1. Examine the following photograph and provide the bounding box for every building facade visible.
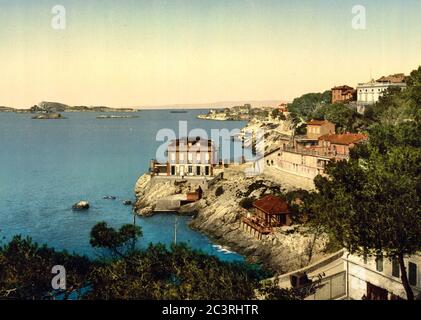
[151,137,216,177]
[264,132,367,180]
[306,120,336,140]
[331,85,356,104]
[344,253,421,300]
[318,133,367,158]
[357,74,407,105]
[242,194,293,239]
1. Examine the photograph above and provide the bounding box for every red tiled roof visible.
[332,85,354,91]
[376,74,406,84]
[319,133,368,145]
[253,195,290,215]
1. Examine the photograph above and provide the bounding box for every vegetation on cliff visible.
[297,66,421,300]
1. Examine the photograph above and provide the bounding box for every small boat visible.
[96,115,139,119]
[170,110,188,113]
[103,195,117,200]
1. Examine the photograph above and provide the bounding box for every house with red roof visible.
[318,133,368,158]
[331,85,356,104]
[306,119,336,140]
[241,194,293,239]
[253,195,293,227]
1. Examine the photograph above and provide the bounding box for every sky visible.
[0,0,420,108]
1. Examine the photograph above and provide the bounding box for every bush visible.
[239,197,256,209]
[215,186,224,197]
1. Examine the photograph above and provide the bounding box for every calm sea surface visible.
[0,110,247,261]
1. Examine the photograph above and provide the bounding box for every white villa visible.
[150,137,217,177]
[357,74,407,105]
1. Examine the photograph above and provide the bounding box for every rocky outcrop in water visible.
[135,175,183,216]
[72,201,90,211]
[31,113,66,120]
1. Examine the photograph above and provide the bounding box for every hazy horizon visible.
[1,0,420,108]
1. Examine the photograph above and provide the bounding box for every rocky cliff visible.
[133,167,328,274]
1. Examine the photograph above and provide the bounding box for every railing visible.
[282,146,349,160]
[304,271,346,300]
[242,216,273,235]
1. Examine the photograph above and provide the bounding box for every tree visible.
[86,242,265,300]
[90,222,142,258]
[288,90,331,120]
[312,103,361,132]
[271,108,286,121]
[362,66,421,126]
[258,278,305,300]
[0,236,91,299]
[307,122,420,300]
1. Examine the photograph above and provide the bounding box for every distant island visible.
[32,113,66,120]
[96,115,140,119]
[140,100,282,110]
[0,101,141,113]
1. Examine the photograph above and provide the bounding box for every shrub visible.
[215,186,224,197]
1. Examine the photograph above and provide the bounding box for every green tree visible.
[271,108,286,121]
[307,122,420,300]
[312,103,361,132]
[0,236,91,299]
[288,90,331,120]
[90,222,142,258]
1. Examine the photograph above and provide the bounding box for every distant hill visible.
[140,100,286,110]
[0,106,15,112]
[0,102,140,113]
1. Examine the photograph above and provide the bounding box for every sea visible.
[0,110,248,262]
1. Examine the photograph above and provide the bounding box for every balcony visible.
[242,216,273,235]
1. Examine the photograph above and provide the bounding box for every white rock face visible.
[134,174,192,216]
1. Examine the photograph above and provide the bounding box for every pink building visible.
[318,133,368,158]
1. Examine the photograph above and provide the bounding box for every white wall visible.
[344,253,421,300]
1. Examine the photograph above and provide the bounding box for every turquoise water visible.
[0,110,247,261]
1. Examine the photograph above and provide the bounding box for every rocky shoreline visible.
[133,166,328,274]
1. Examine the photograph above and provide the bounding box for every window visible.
[205,166,210,176]
[196,166,201,175]
[188,153,193,162]
[392,259,400,278]
[376,256,383,272]
[409,262,417,286]
[170,152,176,161]
[171,166,176,175]
[179,152,184,161]
[188,166,193,174]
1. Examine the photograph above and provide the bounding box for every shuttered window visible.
[392,259,400,278]
[409,262,417,286]
[376,256,383,272]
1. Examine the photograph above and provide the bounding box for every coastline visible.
[133,164,328,274]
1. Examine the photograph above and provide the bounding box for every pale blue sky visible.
[0,0,420,107]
